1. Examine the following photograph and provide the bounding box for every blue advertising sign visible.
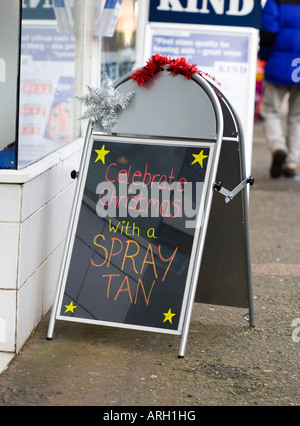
[149,0,261,29]
[22,0,55,20]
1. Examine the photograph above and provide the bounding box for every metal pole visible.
[205,75,255,328]
[47,122,93,340]
[236,118,255,328]
[178,75,224,358]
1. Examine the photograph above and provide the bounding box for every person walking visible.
[259,0,300,178]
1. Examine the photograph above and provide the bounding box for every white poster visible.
[144,23,258,174]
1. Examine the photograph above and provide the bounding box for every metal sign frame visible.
[51,134,217,335]
[47,70,225,358]
[196,74,255,328]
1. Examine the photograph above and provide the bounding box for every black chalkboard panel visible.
[56,135,214,334]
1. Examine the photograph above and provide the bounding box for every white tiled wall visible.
[0,291,16,352]
[0,184,21,222]
[18,185,75,288]
[0,223,20,290]
[0,139,83,353]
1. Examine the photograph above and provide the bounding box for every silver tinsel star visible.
[77,73,135,131]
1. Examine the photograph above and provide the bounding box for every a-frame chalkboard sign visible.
[47,56,254,358]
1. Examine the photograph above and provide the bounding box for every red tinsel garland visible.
[130,54,218,87]
[130,54,169,86]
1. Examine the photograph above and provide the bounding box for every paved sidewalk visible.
[0,121,299,406]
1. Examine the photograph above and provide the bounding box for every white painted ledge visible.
[0,138,84,184]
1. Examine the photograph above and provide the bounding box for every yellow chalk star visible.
[64,301,77,313]
[163,308,176,324]
[95,145,110,164]
[191,150,208,168]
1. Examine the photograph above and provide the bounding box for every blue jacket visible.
[259,0,300,86]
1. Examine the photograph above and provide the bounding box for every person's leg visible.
[284,86,300,177]
[261,82,288,177]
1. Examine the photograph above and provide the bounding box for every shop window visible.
[0,0,137,170]
[101,0,138,82]
[0,0,21,169]
[18,2,76,169]
[0,0,76,170]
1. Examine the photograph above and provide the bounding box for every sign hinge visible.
[214,176,254,203]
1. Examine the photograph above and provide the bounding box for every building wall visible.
[0,0,137,357]
[0,138,83,353]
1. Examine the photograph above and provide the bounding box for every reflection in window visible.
[0,0,20,169]
[17,20,76,169]
[101,0,138,82]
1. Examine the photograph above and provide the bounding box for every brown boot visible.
[270,150,287,178]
